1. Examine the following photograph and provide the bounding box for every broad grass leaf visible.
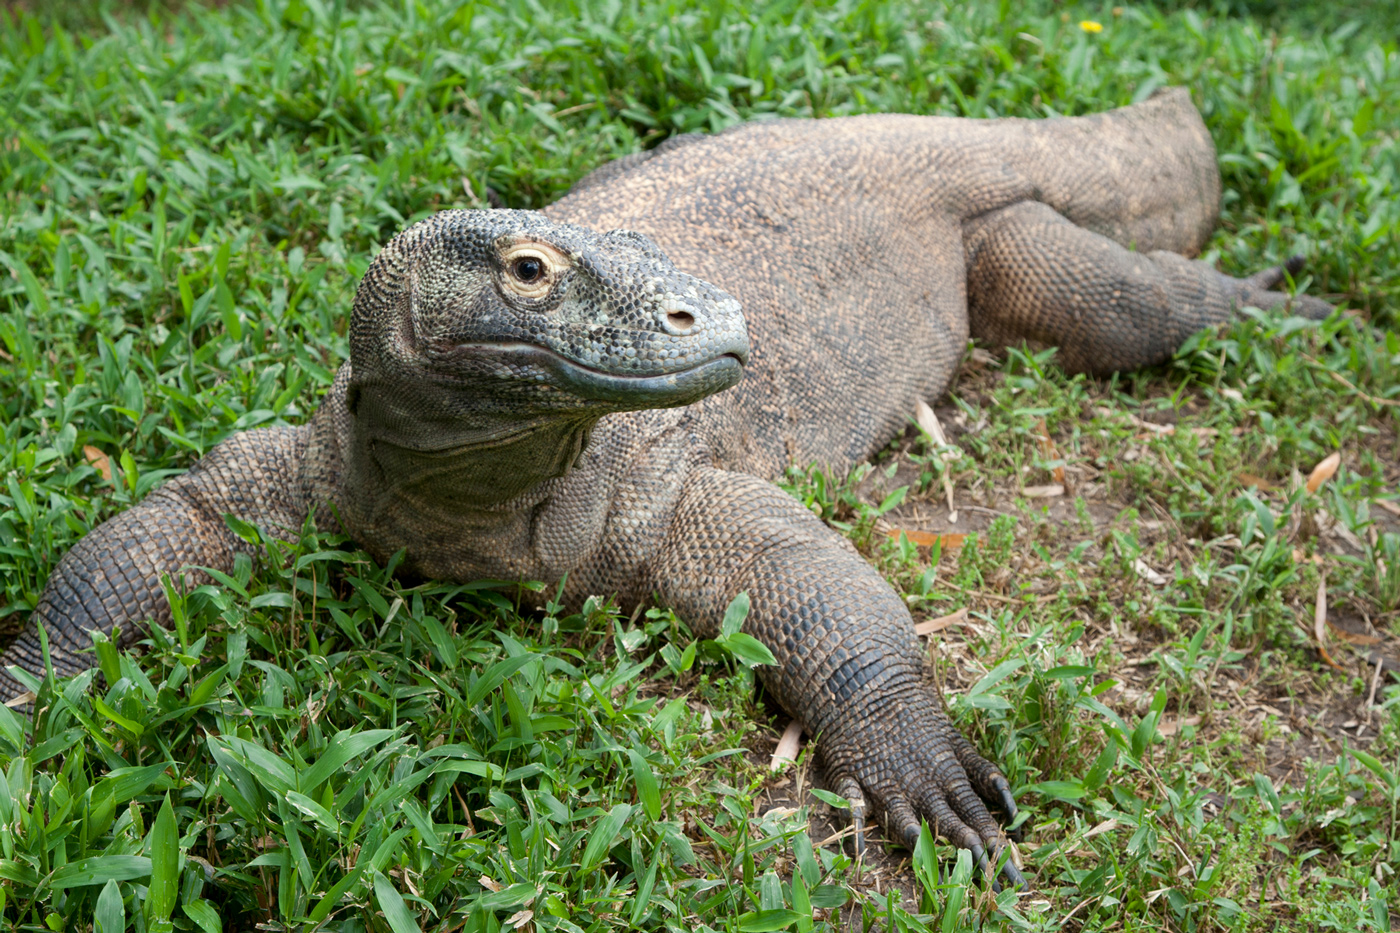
[299,728,396,793]
[373,870,422,933]
[0,703,24,754]
[94,879,123,933]
[30,727,83,764]
[214,735,295,794]
[628,748,662,820]
[307,829,412,924]
[809,788,849,809]
[1025,780,1088,800]
[721,591,751,637]
[50,855,151,890]
[146,794,178,922]
[913,822,938,902]
[285,790,339,833]
[478,882,536,911]
[467,655,538,707]
[630,859,659,925]
[182,899,221,933]
[722,632,776,668]
[1350,748,1398,792]
[95,697,144,736]
[580,803,632,870]
[967,659,1025,697]
[791,873,813,933]
[738,909,802,931]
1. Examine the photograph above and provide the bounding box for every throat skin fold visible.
[351,391,595,511]
[335,373,607,583]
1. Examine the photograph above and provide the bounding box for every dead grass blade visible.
[1021,484,1065,498]
[914,607,968,636]
[1158,715,1202,737]
[770,720,803,771]
[1035,418,1065,484]
[1133,559,1167,586]
[915,399,959,521]
[1312,573,1346,671]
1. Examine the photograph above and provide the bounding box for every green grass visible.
[0,0,1398,930]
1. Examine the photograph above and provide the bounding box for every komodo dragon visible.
[3,88,1331,885]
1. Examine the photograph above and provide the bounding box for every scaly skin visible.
[5,89,1332,884]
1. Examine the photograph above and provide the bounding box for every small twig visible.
[454,784,475,837]
[1313,363,1400,408]
[552,101,599,118]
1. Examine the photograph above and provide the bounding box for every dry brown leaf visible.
[1021,484,1065,499]
[886,529,967,550]
[1375,499,1400,518]
[914,607,969,637]
[915,398,948,445]
[771,720,803,771]
[1326,622,1381,647]
[1307,452,1341,494]
[506,909,534,930]
[1158,715,1202,737]
[3,691,34,709]
[1133,559,1167,586]
[479,876,503,893]
[83,445,111,481]
[1237,472,1276,491]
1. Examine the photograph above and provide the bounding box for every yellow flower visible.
[1080,19,1104,33]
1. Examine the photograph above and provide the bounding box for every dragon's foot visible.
[1237,255,1335,320]
[822,695,1024,888]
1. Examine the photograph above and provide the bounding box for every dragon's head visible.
[348,209,749,428]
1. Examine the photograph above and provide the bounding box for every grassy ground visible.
[0,0,1398,930]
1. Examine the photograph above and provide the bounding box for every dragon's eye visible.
[499,242,568,300]
[513,256,544,283]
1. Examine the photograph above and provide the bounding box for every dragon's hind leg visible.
[963,200,1333,374]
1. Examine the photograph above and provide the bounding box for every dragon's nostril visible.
[667,310,696,332]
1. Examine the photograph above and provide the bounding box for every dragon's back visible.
[546,89,1221,478]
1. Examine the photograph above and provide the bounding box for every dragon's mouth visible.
[448,341,747,406]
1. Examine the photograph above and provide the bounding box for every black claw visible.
[997,783,1018,821]
[1282,254,1307,276]
[1000,859,1026,890]
[970,843,996,891]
